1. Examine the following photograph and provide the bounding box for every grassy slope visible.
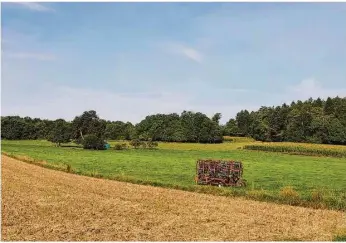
[2,140,346,198]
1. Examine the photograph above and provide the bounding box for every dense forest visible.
[1,96,346,145]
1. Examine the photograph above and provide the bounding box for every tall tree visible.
[47,119,71,146]
[324,97,334,115]
[236,110,252,136]
[225,118,239,136]
[212,113,222,125]
[71,110,106,144]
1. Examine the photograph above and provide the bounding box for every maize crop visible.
[244,142,346,158]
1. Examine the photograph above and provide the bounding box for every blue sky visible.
[2,2,346,124]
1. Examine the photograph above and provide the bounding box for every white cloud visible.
[163,42,204,63]
[2,29,57,62]
[1,84,258,124]
[10,2,54,12]
[1,86,192,122]
[4,52,56,61]
[180,46,203,63]
[286,78,346,101]
[5,79,345,125]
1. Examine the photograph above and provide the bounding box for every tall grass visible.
[223,136,255,143]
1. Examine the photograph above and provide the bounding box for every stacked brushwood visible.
[195,159,246,187]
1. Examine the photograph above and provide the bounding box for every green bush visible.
[141,141,147,149]
[147,140,158,149]
[82,135,106,150]
[130,139,141,149]
[114,144,123,150]
[114,143,128,150]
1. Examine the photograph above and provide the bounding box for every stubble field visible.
[2,155,346,241]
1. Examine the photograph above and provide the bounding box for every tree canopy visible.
[223,96,346,145]
[47,119,71,146]
[2,96,346,145]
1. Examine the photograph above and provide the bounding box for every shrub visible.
[113,143,128,150]
[82,135,106,150]
[114,143,124,150]
[141,141,147,149]
[130,139,141,149]
[147,140,158,149]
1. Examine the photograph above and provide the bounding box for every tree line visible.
[1,96,346,145]
[1,110,223,146]
[223,96,346,145]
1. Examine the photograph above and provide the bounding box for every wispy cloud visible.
[286,78,346,101]
[1,84,263,124]
[163,42,204,63]
[4,52,56,61]
[180,46,203,63]
[9,2,54,12]
[1,85,192,122]
[272,78,346,105]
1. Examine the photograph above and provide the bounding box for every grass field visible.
[3,155,345,241]
[2,139,346,210]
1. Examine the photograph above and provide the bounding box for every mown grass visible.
[244,142,346,158]
[2,139,346,211]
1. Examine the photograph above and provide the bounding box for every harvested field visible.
[2,155,346,241]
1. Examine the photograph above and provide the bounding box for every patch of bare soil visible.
[1,155,345,241]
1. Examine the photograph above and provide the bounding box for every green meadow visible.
[2,139,346,210]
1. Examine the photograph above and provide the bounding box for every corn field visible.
[244,142,346,158]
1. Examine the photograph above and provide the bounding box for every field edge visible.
[2,151,345,212]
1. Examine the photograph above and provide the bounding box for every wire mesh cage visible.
[195,159,246,187]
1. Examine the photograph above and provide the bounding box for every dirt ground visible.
[2,155,345,241]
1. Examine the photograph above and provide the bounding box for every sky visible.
[1,2,346,124]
